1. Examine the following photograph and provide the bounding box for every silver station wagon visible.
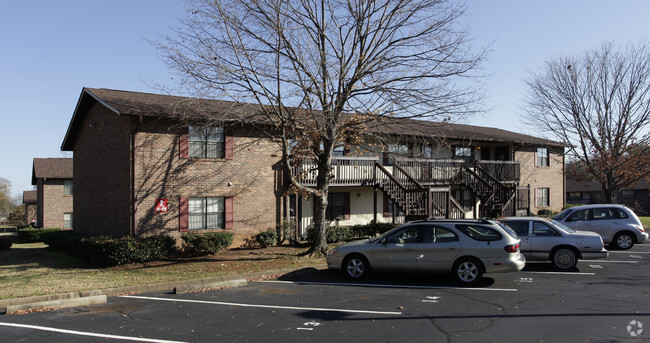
[326,219,525,285]
[552,204,648,250]
[499,217,608,270]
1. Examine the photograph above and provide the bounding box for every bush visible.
[17,228,62,243]
[42,231,177,266]
[0,236,12,249]
[255,229,277,248]
[275,220,297,245]
[307,222,399,243]
[537,209,556,218]
[181,232,233,254]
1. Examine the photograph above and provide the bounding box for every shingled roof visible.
[31,158,73,185]
[23,190,36,204]
[62,87,565,150]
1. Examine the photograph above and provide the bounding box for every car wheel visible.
[613,232,634,250]
[343,255,369,279]
[452,258,483,285]
[551,247,578,270]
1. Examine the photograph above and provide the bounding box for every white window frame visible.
[536,188,550,207]
[189,126,225,159]
[536,147,549,167]
[63,212,73,228]
[64,180,73,196]
[188,197,225,230]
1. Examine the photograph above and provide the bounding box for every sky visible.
[1,0,649,200]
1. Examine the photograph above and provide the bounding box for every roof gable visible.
[32,158,73,185]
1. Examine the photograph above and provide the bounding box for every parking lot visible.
[1,244,648,342]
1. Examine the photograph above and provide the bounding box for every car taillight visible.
[504,243,520,253]
[636,225,645,233]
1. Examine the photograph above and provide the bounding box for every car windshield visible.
[553,208,572,220]
[547,219,576,233]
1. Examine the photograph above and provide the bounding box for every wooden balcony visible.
[293,156,378,186]
[293,157,521,187]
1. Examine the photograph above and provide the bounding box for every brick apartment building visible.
[22,190,37,225]
[61,88,565,243]
[31,158,73,228]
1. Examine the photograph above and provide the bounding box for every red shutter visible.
[383,192,390,217]
[225,196,234,229]
[179,127,189,159]
[344,193,350,220]
[225,129,234,160]
[179,197,189,232]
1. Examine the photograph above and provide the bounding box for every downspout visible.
[129,116,142,237]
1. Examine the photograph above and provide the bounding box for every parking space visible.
[0,244,648,342]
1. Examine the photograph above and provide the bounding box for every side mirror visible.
[564,217,573,223]
[380,238,387,244]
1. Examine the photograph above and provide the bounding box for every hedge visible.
[42,231,177,266]
[307,222,399,243]
[181,232,233,254]
[17,227,62,243]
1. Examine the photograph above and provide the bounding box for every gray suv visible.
[553,204,648,250]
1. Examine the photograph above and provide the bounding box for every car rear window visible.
[455,224,503,241]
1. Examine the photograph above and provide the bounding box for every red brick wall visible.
[38,180,73,228]
[72,103,132,236]
[132,118,284,245]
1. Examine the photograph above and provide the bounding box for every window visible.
[385,144,409,165]
[189,197,224,230]
[433,227,458,243]
[333,146,346,157]
[537,148,549,166]
[567,209,588,222]
[189,126,225,159]
[456,224,502,241]
[64,180,73,196]
[536,188,550,207]
[63,213,73,228]
[454,189,473,210]
[533,222,559,236]
[386,226,421,244]
[326,193,346,220]
[567,192,581,201]
[502,221,530,237]
[454,147,472,157]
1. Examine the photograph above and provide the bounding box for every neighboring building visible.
[31,158,74,228]
[23,190,37,226]
[567,177,650,215]
[61,88,565,244]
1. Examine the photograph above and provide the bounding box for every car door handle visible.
[405,248,416,251]
[448,247,457,250]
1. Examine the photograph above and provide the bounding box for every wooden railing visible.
[475,160,520,183]
[293,156,377,186]
[395,158,464,185]
[375,162,428,218]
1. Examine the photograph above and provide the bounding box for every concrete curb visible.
[5,295,107,315]
[1,264,328,315]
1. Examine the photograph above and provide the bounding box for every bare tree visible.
[157,0,486,255]
[524,41,650,203]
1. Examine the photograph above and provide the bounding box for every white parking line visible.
[520,271,596,275]
[590,260,639,263]
[259,280,518,292]
[121,295,403,315]
[0,322,187,343]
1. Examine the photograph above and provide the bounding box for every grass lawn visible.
[0,239,326,300]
